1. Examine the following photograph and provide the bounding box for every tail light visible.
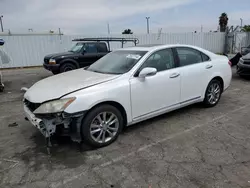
[228,61,232,66]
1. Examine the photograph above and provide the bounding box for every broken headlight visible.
[33,97,76,115]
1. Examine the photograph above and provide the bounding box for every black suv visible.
[43,42,110,74]
[43,38,139,74]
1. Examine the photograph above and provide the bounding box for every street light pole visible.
[240,18,243,29]
[146,17,150,34]
[0,15,3,32]
[107,22,110,35]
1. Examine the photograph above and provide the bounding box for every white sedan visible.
[23,44,232,147]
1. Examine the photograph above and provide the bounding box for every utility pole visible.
[58,28,62,40]
[240,18,243,29]
[0,15,3,32]
[146,17,150,34]
[107,22,110,35]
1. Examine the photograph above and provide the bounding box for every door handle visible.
[206,64,213,69]
[169,73,180,78]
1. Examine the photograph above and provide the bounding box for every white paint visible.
[130,68,181,118]
[50,104,249,188]
[25,44,232,127]
[24,69,120,103]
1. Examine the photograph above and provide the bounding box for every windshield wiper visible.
[86,68,122,75]
[88,69,103,74]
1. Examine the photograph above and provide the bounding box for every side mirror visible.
[138,67,157,78]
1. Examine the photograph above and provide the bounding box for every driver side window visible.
[84,44,98,53]
[140,48,175,72]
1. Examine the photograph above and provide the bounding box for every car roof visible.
[120,44,200,51]
[76,41,106,44]
[118,44,216,57]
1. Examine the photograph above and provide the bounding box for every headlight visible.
[49,58,56,64]
[34,97,76,115]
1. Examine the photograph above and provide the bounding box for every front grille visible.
[24,99,41,112]
[243,60,250,65]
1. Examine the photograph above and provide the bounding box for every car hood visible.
[24,69,120,103]
[44,52,76,59]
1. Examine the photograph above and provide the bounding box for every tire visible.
[52,70,59,75]
[59,63,77,73]
[0,85,4,92]
[239,74,250,80]
[81,104,124,148]
[203,79,222,107]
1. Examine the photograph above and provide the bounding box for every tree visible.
[122,29,133,34]
[241,25,250,32]
[219,12,228,32]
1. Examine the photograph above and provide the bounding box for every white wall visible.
[0,32,225,68]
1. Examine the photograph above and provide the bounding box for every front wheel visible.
[0,85,4,92]
[203,79,222,107]
[81,105,124,148]
[59,63,76,73]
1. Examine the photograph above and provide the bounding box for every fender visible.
[59,59,80,68]
[202,72,224,98]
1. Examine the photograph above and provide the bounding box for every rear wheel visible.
[81,105,123,148]
[59,63,76,73]
[203,79,222,107]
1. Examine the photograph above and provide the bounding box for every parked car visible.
[43,37,139,74]
[24,44,232,148]
[230,45,250,66]
[237,52,250,77]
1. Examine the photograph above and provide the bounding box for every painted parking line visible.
[50,104,250,188]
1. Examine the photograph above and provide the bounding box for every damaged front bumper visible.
[24,104,84,142]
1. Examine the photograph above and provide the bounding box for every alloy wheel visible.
[207,82,221,105]
[89,112,119,144]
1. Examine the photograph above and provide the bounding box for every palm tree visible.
[241,25,250,32]
[219,13,228,32]
[122,29,133,34]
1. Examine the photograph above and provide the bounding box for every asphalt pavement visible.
[0,67,250,188]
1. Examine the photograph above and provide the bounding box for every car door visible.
[79,43,99,67]
[129,48,181,120]
[174,47,213,103]
[96,43,109,59]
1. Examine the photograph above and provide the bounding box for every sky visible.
[0,0,250,34]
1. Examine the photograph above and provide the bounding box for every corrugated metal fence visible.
[234,32,250,52]
[0,32,225,68]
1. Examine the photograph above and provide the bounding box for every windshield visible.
[87,50,147,74]
[69,43,83,53]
